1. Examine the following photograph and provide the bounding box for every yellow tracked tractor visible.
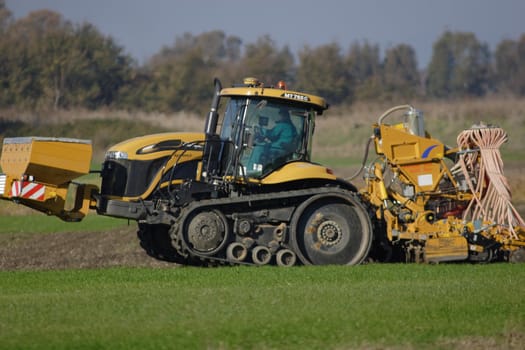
[1,78,524,265]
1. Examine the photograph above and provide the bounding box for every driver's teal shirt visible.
[265,120,296,149]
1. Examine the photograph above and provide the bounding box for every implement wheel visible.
[291,194,372,265]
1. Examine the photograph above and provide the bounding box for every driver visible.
[250,109,297,169]
[262,109,297,152]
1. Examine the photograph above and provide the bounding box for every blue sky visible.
[6,0,525,67]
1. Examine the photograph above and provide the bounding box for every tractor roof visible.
[220,77,328,114]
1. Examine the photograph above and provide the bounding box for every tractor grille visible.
[101,157,168,197]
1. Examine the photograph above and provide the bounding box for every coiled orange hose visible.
[457,125,524,239]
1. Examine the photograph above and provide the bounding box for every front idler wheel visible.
[185,210,230,256]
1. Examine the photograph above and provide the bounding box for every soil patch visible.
[0,226,174,270]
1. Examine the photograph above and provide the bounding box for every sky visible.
[5,0,525,68]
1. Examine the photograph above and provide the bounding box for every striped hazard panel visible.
[0,174,6,195]
[10,181,46,201]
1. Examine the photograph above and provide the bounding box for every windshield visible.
[218,96,314,178]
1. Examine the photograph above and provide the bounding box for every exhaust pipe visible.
[204,78,222,135]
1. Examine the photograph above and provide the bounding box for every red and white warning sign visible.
[10,181,45,201]
[0,174,6,195]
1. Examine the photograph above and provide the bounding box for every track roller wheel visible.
[291,194,372,265]
[252,246,272,265]
[276,249,297,267]
[226,242,248,263]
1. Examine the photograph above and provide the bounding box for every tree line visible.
[1,2,524,114]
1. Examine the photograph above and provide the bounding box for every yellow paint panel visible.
[425,236,468,263]
[220,86,328,112]
[1,137,92,185]
[400,162,442,191]
[261,162,336,184]
[107,132,205,161]
[392,142,419,160]
[379,124,444,163]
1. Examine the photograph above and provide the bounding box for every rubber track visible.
[170,186,362,266]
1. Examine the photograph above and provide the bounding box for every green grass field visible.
[1,265,524,349]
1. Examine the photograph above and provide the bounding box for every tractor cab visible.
[220,95,313,177]
[202,78,328,182]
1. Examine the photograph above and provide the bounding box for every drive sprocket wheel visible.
[291,194,372,265]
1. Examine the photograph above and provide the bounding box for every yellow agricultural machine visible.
[1,78,524,265]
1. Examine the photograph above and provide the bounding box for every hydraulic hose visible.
[456,124,524,238]
[345,135,374,182]
[377,104,413,125]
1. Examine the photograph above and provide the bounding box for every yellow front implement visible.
[0,137,98,221]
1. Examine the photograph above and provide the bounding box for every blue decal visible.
[422,145,438,158]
